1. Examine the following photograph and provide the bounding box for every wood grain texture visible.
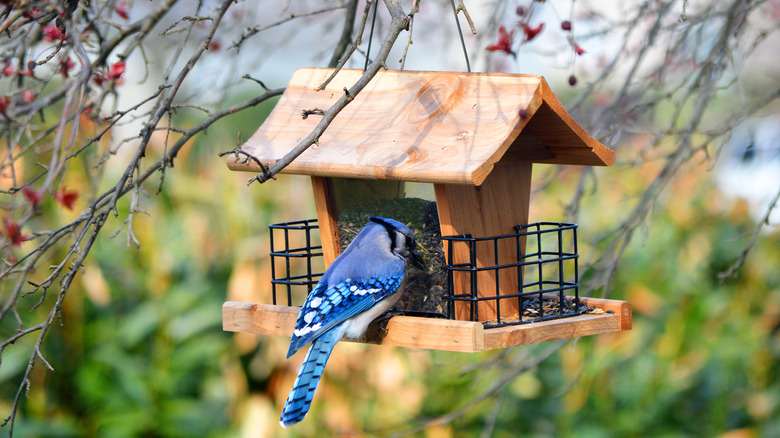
[311,176,341,266]
[226,68,614,185]
[533,81,616,166]
[222,296,631,352]
[222,302,483,352]
[482,313,620,350]
[435,162,532,321]
[578,296,632,330]
[366,316,484,352]
[222,301,299,336]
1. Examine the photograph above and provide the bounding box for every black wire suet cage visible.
[269,219,323,306]
[268,219,588,329]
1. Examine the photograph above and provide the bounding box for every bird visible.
[279,216,425,428]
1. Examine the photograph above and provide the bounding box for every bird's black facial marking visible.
[369,217,399,255]
[368,217,424,269]
[388,228,398,255]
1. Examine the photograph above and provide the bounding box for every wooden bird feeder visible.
[222,68,631,352]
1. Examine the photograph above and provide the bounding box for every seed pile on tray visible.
[482,297,610,326]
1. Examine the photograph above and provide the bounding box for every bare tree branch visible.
[399,0,420,69]
[107,0,235,217]
[247,0,410,185]
[0,1,287,432]
[328,0,360,68]
[455,0,476,34]
[1,1,778,434]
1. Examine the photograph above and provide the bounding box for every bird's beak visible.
[410,250,425,270]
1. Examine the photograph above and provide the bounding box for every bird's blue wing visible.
[286,275,403,358]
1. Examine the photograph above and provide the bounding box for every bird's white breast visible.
[342,292,403,340]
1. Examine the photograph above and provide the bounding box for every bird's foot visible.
[373,309,406,333]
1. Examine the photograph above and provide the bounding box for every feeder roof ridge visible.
[227,68,615,185]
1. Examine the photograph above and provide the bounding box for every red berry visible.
[561,20,572,31]
[568,75,577,86]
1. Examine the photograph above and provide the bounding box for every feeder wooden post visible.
[312,176,407,266]
[435,161,532,321]
[311,176,340,266]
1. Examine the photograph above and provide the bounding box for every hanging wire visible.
[364,1,470,72]
[364,0,379,71]
[449,0,471,72]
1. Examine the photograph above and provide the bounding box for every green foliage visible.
[3,107,779,438]
[2,70,779,438]
[3,115,779,437]
[396,168,780,437]
[2,208,235,437]
[0,91,290,437]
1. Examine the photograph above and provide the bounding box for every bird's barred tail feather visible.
[279,326,342,428]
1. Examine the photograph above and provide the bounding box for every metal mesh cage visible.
[441,222,582,329]
[268,219,586,328]
[269,219,324,306]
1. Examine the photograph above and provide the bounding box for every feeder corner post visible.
[311,176,340,266]
[434,160,533,321]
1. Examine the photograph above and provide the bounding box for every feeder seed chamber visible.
[222,68,632,352]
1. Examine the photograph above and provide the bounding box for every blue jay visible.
[279,216,425,428]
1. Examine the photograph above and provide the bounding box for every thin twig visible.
[398,0,420,69]
[316,0,376,91]
[107,0,234,217]
[248,0,410,185]
[455,0,476,34]
[329,0,360,68]
[232,3,348,50]
[718,185,780,280]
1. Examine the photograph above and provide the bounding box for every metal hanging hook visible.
[364,0,379,71]
[450,0,471,72]
[365,1,470,73]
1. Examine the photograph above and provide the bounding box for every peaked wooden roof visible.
[227,68,615,185]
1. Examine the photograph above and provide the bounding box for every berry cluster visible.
[486,1,586,86]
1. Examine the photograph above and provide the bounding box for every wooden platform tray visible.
[222,297,631,352]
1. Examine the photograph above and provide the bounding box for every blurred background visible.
[1,1,779,437]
